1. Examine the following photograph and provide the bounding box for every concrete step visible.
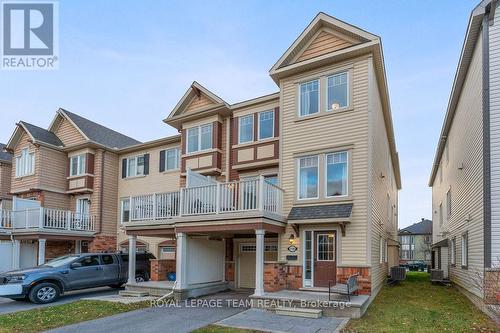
[119,290,149,297]
[275,306,322,319]
[298,287,330,293]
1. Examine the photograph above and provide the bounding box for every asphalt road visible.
[0,287,119,315]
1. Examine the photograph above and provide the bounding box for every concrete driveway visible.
[47,291,252,333]
[0,287,119,315]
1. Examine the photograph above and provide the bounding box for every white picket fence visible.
[0,208,95,232]
[128,176,284,221]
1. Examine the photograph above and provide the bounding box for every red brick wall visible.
[286,265,303,289]
[264,263,287,292]
[484,270,500,304]
[150,259,176,281]
[88,235,116,253]
[45,240,75,261]
[225,262,235,282]
[337,267,371,295]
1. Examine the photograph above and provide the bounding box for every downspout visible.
[98,150,105,235]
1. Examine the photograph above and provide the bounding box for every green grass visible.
[0,300,149,333]
[346,272,498,333]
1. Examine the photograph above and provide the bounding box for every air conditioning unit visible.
[390,266,406,281]
[430,269,444,281]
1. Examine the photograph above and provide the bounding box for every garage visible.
[238,242,278,289]
[0,241,13,273]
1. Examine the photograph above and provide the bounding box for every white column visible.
[222,238,226,282]
[127,235,137,285]
[12,239,20,270]
[38,239,46,265]
[175,232,187,290]
[254,229,265,296]
[75,240,82,254]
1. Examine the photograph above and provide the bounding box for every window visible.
[298,156,318,199]
[120,198,130,223]
[69,154,86,176]
[239,115,254,143]
[317,233,335,261]
[264,175,278,186]
[166,148,180,170]
[327,71,348,110]
[325,151,348,197]
[77,255,100,267]
[15,148,35,177]
[379,237,384,264]
[299,79,319,116]
[101,255,114,265]
[446,189,452,218]
[304,231,312,280]
[161,246,175,253]
[439,203,443,226]
[451,237,456,266]
[258,110,274,140]
[187,123,213,153]
[461,233,468,268]
[125,155,144,177]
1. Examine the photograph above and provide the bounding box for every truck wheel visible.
[28,282,60,304]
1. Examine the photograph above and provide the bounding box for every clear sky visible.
[0,0,478,228]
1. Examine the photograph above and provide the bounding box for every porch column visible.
[254,229,265,296]
[75,240,82,254]
[38,239,46,265]
[127,235,137,284]
[175,232,187,290]
[12,239,20,270]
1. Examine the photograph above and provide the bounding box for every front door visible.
[313,231,336,287]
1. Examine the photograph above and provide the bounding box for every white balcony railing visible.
[0,208,95,232]
[128,176,284,222]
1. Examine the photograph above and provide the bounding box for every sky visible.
[0,0,479,228]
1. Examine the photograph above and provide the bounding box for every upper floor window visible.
[187,123,212,153]
[258,110,274,140]
[298,156,318,199]
[325,151,348,197]
[166,148,180,171]
[299,80,319,117]
[126,155,144,177]
[327,71,348,111]
[401,235,410,244]
[69,154,86,177]
[15,147,35,177]
[446,189,452,218]
[239,115,254,144]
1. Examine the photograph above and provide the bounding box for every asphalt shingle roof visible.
[0,143,12,162]
[288,203,353,220]
[62,109,141,149]
[20,121,64,147]
[399,218,432,235]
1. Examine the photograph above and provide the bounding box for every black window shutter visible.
[121,159,127,179]
[159,150,166,172]
[144,154,150,175]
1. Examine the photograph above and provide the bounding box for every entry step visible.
[275,306,322,318]
[119,290,149,297]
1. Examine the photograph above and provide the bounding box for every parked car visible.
[400,260,427,271]
[0,252,155,304]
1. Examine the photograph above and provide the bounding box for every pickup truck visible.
[0,252,155,304]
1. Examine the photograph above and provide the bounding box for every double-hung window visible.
[120,198,130,223]
[166,148,180,170]
[187,123,213,153]
[258,110,274,140]
[327,71,348,111]
[299,80,319,116]
[15,148,35,177]
[461,233,468,268]
[239,115,254,143]
[451,237,456,266]
[298,156,318,199]
[126,155,144,177]
[69,154,86,176]
[325,151,348,197]
[446,189,452,218]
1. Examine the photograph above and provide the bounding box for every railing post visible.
[152,193,157,220]
[38,207,44,229]
[179,188,184,217]
[66,211,72,230]
[129,196,133,220]
[258,175,265,212]
[216,183,221,214]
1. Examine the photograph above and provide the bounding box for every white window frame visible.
[238,114,254,144]
[297,155,319,200]
[165,147,180,171]
[15,147,35,178]
[257,110,274,141]
[298,79,320,117]
[451,237,456,265]
[124,155,145,178]
[120,198,130,224]
[69,154,86,177]
[446,189,452,218]
[461,233,468,268]
[326,71,349,111]
[316,233,335,262]
[324,151,348,198]
[160,246,175,253]
[186,123,213,154]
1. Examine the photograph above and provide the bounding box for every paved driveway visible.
[47,291,251,333]
[0,287,119,315]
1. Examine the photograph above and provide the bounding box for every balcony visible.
[125,176,285,225]
[0,208,96,234]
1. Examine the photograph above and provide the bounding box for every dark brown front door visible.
[313,231,336,287]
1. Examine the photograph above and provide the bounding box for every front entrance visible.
[313,231,337,287]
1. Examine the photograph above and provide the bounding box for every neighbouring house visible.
[398,218,432,265]
[429,0,500,313]
[0,143,12,210]
[121,11,401,316]
[0,109,141,272]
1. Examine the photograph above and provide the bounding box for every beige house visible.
[121,12,401,316]
[0,143,12,210]
[429,0,499,312]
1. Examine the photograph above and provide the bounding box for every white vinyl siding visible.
[299,79,319,116]
[15,148,35,177]
[239,114,254,143]
[451,238,456,265]
[69,154,86,176]
[258,110,274,140]
[446,189,452,218]
[327,71,349,111]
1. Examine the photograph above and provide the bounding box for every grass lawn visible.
[0,300,149,333]
[346,272,498,333]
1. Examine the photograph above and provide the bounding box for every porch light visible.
[289,234,295,245]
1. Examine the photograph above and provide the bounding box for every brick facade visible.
[263,263,303,292]
[225,262,235,282]
[88,235,117,253]
[45,240,75,261]
[484,270,500,304]
[286,265,303,290]
[150,259,176,281]
[337,267,371,295]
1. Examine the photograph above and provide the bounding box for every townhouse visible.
[0,143,12,210]
[398,218,432,265]
[120,12,401,312]
[0,109,141,271]
[429,0,499,309]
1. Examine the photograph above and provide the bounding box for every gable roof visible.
[19,121,64,147]
[56,109,141,149]
[399,219,433,235]
[0,143,12,163]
